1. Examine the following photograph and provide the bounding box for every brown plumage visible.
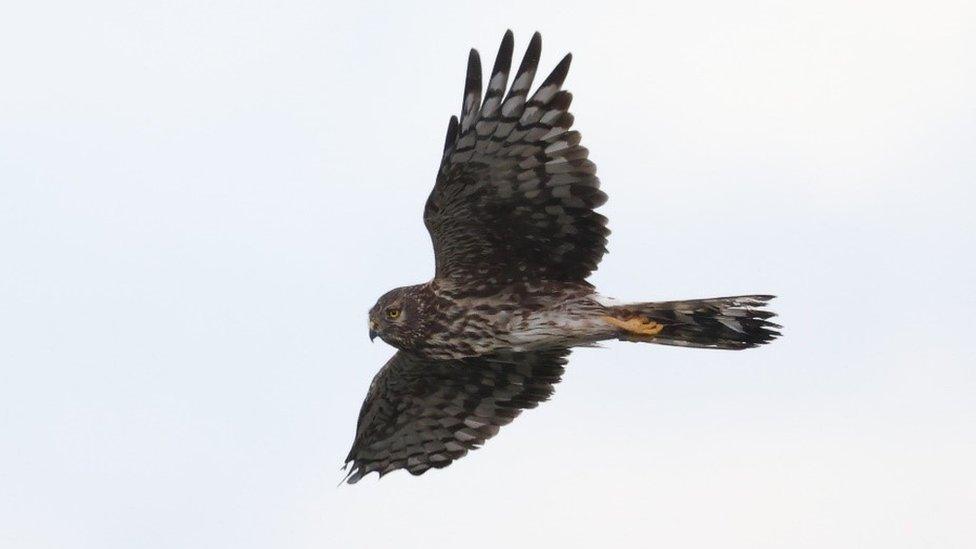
[344,31,780,484]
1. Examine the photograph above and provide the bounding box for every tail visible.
[604,295,780,350]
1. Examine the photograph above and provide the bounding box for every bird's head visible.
[368,285,425,349]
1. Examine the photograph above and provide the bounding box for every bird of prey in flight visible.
[343,31,780,483]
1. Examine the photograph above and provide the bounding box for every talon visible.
[603,315,665,336]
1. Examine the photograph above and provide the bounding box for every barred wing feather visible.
[424,31,609,295]
[343,349,569,483]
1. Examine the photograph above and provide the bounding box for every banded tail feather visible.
[605,295,780,350]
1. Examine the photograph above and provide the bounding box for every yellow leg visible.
[603,315,665,336]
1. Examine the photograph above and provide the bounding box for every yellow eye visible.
[385,308,401,320]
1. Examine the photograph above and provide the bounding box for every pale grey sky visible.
[1,1,974,548]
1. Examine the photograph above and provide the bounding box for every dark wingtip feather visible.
[501,30,514,56]
[501,31,543,105]
[513,32,542,83]
[538,52,573,90]
[526,31,542,65]
[443,115,459,153]
[459,49,483,129]
[492,30,515,78]
[465,48,482,96]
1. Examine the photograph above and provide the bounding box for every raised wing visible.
[343,348,569,483]
[424,31,609,295]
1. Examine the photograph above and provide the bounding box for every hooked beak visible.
[368,320,378,342]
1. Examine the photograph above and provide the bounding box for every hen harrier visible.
[343,31,780,483]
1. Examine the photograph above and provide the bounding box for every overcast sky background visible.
[2,1,974,548]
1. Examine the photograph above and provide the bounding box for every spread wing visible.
[424,31,609,294]
[343,348,569,483]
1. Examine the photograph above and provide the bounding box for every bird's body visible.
[344,31,781,483]
[375,280,608,360]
